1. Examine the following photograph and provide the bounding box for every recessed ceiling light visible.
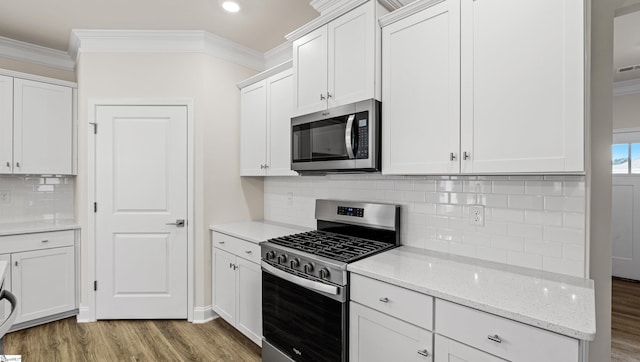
[221,1,240,13]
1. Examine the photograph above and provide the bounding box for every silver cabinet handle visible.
[487,334,502,343]
[264,164,269,169]
[165,219,185,227]
[218,241,225,245]
[417,349,429,357]
[327,92,332,98]
[233,264,238,270]
[320,93,326,100]
[463,152,471,160]
[14,261,18,267]
[379,297,389,303]
[16,162,20,167]
[450,152,457,161]
[245,250,252,254]
[5,162,9,167]
[41,239,49,243]
[260,164,264,169]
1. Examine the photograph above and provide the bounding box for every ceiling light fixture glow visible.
[221,1,241,13]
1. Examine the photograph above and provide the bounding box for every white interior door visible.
[96,105,188,319]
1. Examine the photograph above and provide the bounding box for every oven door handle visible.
[262,262,339,296]
[0,289,17,339]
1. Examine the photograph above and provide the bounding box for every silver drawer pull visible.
[218,241,225,245]
[417,349,429,357]
[245,250,252,254]
[41,239,49,243]
[379,297,389,303]
[487,334,502,343]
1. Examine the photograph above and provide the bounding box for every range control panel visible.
[337,206,364,217]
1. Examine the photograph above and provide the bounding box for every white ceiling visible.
[0,0,319,53]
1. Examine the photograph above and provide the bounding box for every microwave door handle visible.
[345,114,356,159]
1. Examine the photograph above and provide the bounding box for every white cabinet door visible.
[240,80,267,176]
[293,26,328,116]
[459,0,584,173]
[212,247,237,325]
[350,302,433,362]
[328,1,375,108]
[0,254,11,321]
[382,0,460,175]
[11,246,75,325]
[235,257,262,346]
[266,69,297,176]
[434,335,507,362]
[0,75,12,174]
[13,79,73,175]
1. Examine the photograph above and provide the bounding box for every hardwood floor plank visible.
[612,277,640,362]
[4,317,261,361]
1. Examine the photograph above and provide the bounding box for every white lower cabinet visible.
[350,302,433,362]
[434,335,506,362]
[211,232,262,346]
[349,274,583,362]
[0,230,77,328]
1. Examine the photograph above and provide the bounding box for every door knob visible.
[165,219,185,227]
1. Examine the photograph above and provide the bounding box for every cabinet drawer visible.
[435,299,579,362]
[350,274,433,330]
[0,230,74,254]
[212,232,260,264]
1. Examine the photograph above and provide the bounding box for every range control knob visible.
[265,251,276,260]
[319,268,330,280]
[303,263,314,274]
[290,258,300,268]
[277,254,288,264]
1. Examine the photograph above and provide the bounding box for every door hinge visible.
[94,280,98,291]
[94,202,97,213]
[89,122,97,134]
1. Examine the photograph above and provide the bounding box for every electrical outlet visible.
[0,190,10,204]
[469,205,484,226]
[287,192,294,206]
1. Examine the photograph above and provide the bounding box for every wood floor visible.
[613,277,640,362]
[3,317,261,361]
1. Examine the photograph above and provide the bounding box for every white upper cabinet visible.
[240,80,268,176]
[292,1,382,116]
[382,0,460,175]
[240,67,297,176]
[459,0,584,174]
[266,70,297,176]
[381,0,584,175]
[0,75,12,174]
[4,77,74,175]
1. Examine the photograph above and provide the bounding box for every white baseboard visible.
[192,305,217,324]
[76,306,96,323]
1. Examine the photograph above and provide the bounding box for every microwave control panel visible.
[355,111,369,159]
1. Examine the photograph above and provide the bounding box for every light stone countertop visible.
[347,246,596,341]
[0,219,80,236]
[209,220,309,244]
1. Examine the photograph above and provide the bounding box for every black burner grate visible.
[268,230,395,263]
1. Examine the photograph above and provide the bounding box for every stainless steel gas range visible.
[260,199,400,362]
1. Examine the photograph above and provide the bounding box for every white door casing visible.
[95,105,188,319]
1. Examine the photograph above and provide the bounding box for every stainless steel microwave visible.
[291,99,381,173]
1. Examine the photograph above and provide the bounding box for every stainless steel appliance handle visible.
[262,262,339,296]
[345,114,355,159]
[0,289,18,339]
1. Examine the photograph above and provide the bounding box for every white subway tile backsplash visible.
[264,175,586,278]
[508,195,543,210]
[0,175,74,224]
[492,180,525,194]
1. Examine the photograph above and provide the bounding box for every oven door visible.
[262,264,347,362]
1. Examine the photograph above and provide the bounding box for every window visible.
[612,143,640,174]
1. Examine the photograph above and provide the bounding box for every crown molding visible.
[69,29,265,71]
[286,0,370,42]
[310,0,336,14]
[237,60,293,89]
[0,35,75,72]
[379,0,444,27]
[614,78,640,96]
[264,41,292,69]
